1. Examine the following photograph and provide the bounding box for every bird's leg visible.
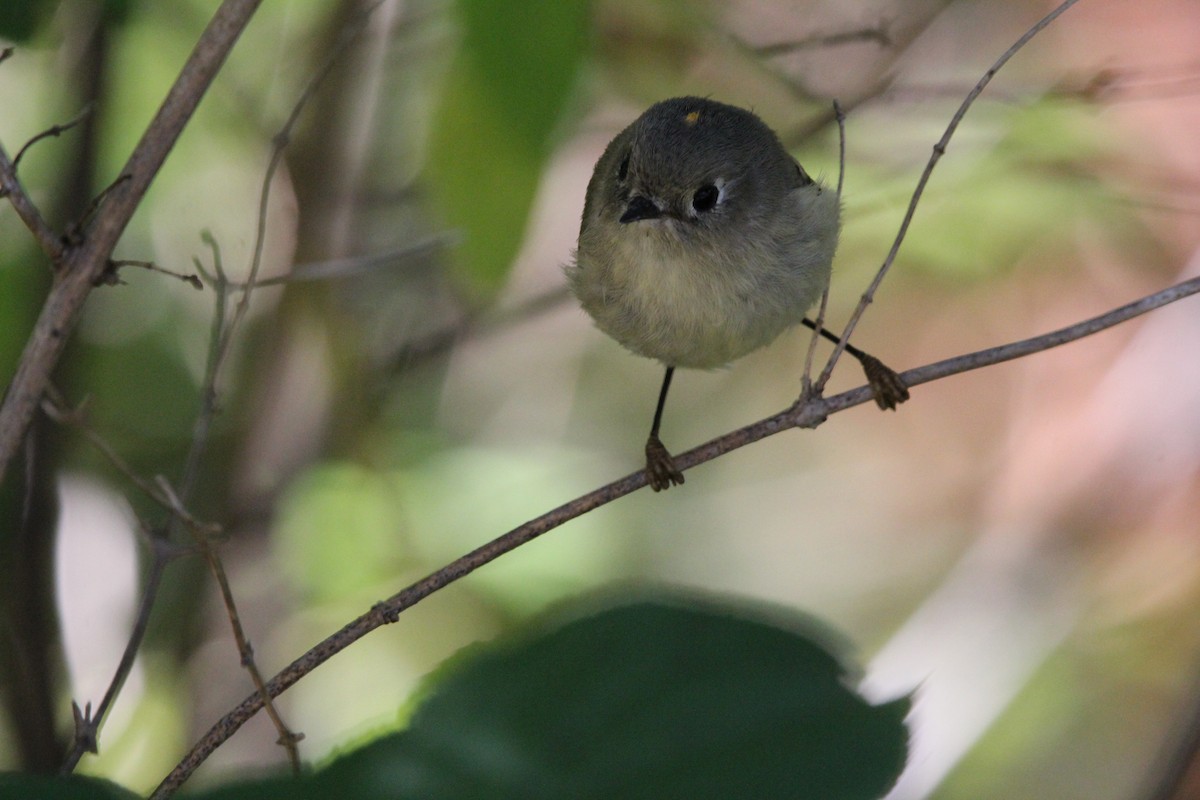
[800,319,910,410]
[645,366,685,491]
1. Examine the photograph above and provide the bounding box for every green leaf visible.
[427,0,591,298]
[0,773,139,800]
[319,596,910,799]
[0,0,54,42]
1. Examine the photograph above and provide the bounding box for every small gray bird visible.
[568,97,902,491]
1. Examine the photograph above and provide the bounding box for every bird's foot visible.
[856,353,910,410]
[645,434,684,492]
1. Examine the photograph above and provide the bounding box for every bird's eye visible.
[692,184,720,213]
[617,153,630,182]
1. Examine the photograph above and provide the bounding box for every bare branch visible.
[11,104,94,171]
[222,234,454,289]
[0,142,63,261]
[0,0,264,489]
[61,530,184,772]
[814,0,1083,395]
[157,480,306,768]
[103,259,204,289]
[165,3,393,771]
[40,389,219,537]
[753,22,892,55]
[151,273,1200,798]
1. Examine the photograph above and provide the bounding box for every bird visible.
[568,97,907,491]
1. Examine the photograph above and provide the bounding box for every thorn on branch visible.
[0,47,13,66]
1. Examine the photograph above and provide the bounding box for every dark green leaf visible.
[317,596,910,800]
[0,773,139,800]
[0,0,54,41]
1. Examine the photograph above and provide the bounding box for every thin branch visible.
[753,22,892,55]
[11,104,95,171]
[156,479,305,761]
[102,259,204,290]
[0,0,264,489]
[151,273,1200,798]
[62,173,132,247]
[0,142,63,261]
[40,389,219,537]
[814,0,1082,396]
[211,0,382,379]
[61,531,185,772]
[43,386,206,774]
[167,2,391,771]
[389,285,572,373]
[217,233,453,289]
[801,101,845,396]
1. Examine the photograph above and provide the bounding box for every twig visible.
[0,142,63,261]
[62,173,132,247]
[213,0,383,376]
[388,285,572,373]
[40,388,219,536]
[801,101,845,396]
[216,233,454,289]
[0,0,265,490]
[753,22,892,55]
[813,0,1083,396]
[40,385,204,772]
[151,273,1200,798]
[156,479,305,761]
[11,105,95,172]
[168,2,392,771]
[102,259,204,289]
[61,530,185,772]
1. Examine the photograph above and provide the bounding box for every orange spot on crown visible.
[684,110,700,125]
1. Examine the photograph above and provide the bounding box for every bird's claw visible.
[645,434,684,491]
[857,352,910,410]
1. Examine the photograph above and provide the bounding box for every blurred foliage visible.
[841,98,1130,285]
[0,0,56,42]
[0,0,137,44]
[275,462,412,603]
[427,0,591,297]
